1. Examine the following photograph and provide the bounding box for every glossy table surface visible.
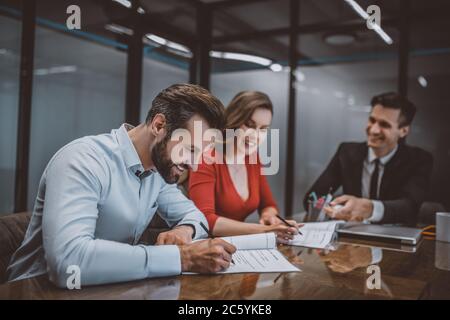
[1,238,449,300]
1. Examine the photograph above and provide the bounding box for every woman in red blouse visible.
[189,91,299,241]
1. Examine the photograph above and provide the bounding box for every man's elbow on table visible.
[46,254,75,289]
[44,238,90,289]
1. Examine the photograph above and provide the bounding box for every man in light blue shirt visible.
[7,84,236,288]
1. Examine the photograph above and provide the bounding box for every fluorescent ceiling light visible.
[210,51,272,67]
[324,33,356,46]
[112,0,132,8]
[145,34,192,57]
[294,69,305,81]
[418,76,428,88]
[0,48,19,58]
[371,23,393,45]
[166,47,193,58]
[344,0,393,45]
[344,0,369,19]
[269,63,283,72]
[105,23,133,36]
[165,41,190,54]
[146,34,167,46]
[209,51,223,59]
[34,65,77,76]
[112,0,145,14]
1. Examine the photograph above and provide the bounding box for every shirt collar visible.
[368,144,398,165]
[116,123,143,171]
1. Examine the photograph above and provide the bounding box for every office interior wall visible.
[408,54,450,209]
[140,54,189,122]
[27,25,127,209]
[211,69,289,216]
[0,14,21,215]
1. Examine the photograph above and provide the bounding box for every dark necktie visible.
[369,159,380,199]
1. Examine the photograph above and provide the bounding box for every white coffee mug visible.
[436,212,450,243]
[435,241,450,271]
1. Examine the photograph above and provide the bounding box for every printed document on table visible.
[289,220,346,249]
[184,233,300,274]
[217,249,299,274]
[183,249,300,275]
[220,232,277,250]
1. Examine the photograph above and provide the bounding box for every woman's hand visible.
[259,207,278,225]
[259,207,298,228]
[263,223,303,244]
[259,207,296,226]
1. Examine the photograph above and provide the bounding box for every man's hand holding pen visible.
[179,238,237,273]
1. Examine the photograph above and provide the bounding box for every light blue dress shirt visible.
[7,124,208,287]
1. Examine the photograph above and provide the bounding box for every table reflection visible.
[319,244,378,274]
[1,240,448,299]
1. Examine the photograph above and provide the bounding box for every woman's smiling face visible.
[236,107,272,156]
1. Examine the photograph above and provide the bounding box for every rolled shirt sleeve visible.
[42,143,182,287]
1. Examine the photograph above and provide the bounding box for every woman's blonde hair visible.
[224,91,273,130]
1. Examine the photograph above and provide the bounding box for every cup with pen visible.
[306,188,336,222]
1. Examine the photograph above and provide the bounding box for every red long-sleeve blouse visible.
[188,156,278,230]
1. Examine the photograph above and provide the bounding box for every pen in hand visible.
[199,221,235,265]
[275,215,303,235]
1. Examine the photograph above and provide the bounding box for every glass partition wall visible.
[0,11,22,214]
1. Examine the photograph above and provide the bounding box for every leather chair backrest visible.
[0,212,31,284]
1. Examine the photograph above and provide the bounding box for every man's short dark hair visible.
[146,84,225,136]
[370,92,416,127]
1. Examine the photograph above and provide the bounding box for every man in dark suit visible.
[304,92,433,226]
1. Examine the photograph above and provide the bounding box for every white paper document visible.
[184,233,300,274]
[289,220,346,249]
[216,249,300,274]
[220,232,277,250]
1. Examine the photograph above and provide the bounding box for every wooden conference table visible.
[1,236,449,300]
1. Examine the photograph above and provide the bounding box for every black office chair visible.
[417,201,446,227]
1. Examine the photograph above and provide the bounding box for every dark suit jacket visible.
[303,142,433,226]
